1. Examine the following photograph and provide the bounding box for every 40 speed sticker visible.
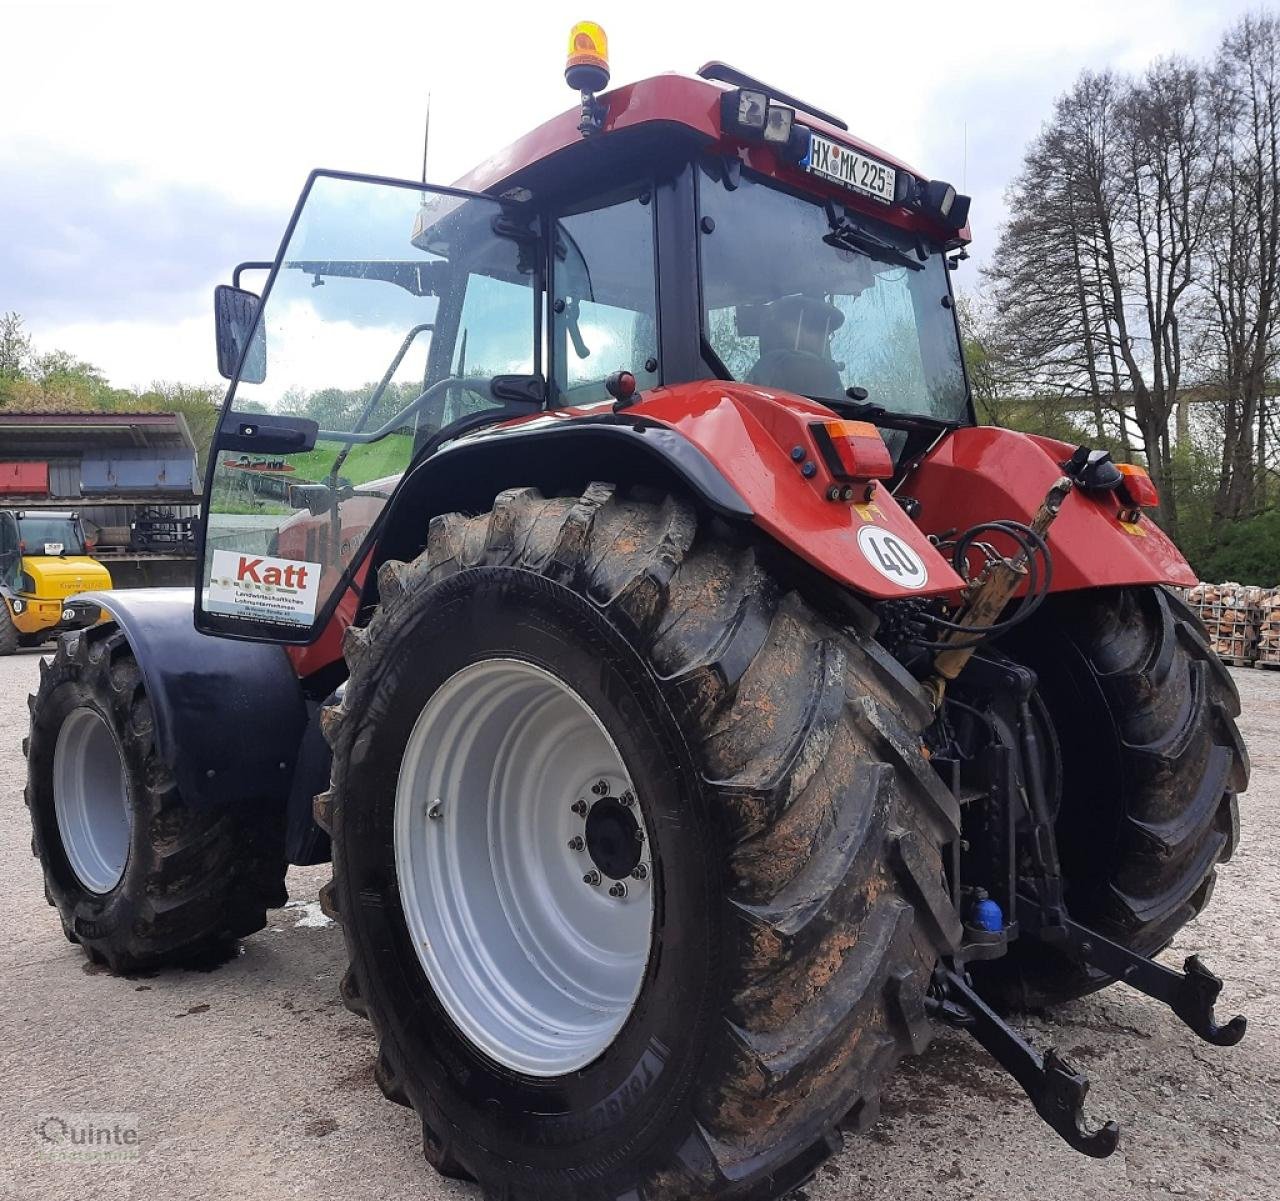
[857,525,929,589]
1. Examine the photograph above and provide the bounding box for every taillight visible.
[1116,463,1159,509]
[810,420,894,481]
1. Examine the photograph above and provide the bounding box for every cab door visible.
[0,512,20,592]
[196,171,541,644]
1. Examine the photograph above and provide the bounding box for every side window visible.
[419,272,537,437]
[553,192,658,405]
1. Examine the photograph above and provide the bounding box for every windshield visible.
[698,166,969,422]
[202,173,536,637]
[17,516,84,556]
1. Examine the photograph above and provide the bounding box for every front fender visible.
[906,427,1197,591]
[75,588,309,808]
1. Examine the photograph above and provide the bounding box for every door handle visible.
[217,413,319,454]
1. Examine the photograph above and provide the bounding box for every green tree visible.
[0,311,31,383]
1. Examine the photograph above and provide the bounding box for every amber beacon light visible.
[565,21,610,92]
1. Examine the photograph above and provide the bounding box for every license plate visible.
[805,133,896,204]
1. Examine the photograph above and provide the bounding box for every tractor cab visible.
[201,47,973,645]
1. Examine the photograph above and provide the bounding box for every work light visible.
[762,103,794,145]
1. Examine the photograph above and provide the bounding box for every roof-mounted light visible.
[565,20,609,92]
[565,21,610,138]
[762,103,794,146]
[915,178,971,232]
[721,88,807,160]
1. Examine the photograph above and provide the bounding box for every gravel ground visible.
[1,645,1276,1201]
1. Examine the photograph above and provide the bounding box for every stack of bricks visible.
[1185,582,1261,666]
[1256,589,1280,668]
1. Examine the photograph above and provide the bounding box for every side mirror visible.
[288,482,336,516]
[214,284,266,383]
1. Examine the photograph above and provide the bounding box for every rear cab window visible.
[551,188,659,407]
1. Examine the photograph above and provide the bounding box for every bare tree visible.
[985,56,1229,537]
[1206,12,1280,520]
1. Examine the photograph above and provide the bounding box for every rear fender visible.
[905,427,1197,591]
[75,588,310,811]
[632,383,963,598]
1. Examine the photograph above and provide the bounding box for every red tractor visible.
[25,26,1247,1201]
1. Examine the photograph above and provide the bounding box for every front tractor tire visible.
[319,484,962,1201]
[24,623,288,973]
[0,602,17,656]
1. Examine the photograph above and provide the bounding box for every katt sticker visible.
[857,525,929,589]
[207,549,321,625]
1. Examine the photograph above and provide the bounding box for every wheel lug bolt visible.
[567,836,585,851]
[571,799,587,816]
[592,779,609,796]
[619,789,635,807]
[609,882,628,899]
[583,870,601,886]
[631,864,648,880]
[635,828,645,842]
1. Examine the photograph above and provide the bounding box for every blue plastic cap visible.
[972,897,1004,933]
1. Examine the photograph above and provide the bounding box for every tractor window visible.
[552,192,659,405]
[698,166,968,423]
[15,514,85,556]
[420,272,536,434]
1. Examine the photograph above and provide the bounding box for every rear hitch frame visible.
[1018,894,1247,1047]
[928,966,1120,1158]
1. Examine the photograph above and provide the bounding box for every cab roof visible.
[454,70,970,246]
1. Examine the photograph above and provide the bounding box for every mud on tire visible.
[25,623,288,973]
[982,585,1247,1008]
[318,484,962,1201]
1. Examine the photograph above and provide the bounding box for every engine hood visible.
[20,555,113,596]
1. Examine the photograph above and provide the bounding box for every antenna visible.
[962,121,968,193]
[420,92,432,185]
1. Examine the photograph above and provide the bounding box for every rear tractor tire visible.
[982,584,1247,1008]
[318,483,962,1201]
[24,623,288,973]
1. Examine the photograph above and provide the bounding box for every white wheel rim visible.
[53,707,131,894]
[395,658,654,1077]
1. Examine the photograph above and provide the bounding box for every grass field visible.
[287,434,413,486]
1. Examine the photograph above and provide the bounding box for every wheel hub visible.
[583,795,642,880]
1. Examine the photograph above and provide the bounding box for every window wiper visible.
[835,395,959,432]
[823,200,924,272]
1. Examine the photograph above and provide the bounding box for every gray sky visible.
[0,0,1265,388]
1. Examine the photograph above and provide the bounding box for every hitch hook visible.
[1172,955,1248,1047]
[1019,895,1247,1048]
[930,968,1120,1159]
